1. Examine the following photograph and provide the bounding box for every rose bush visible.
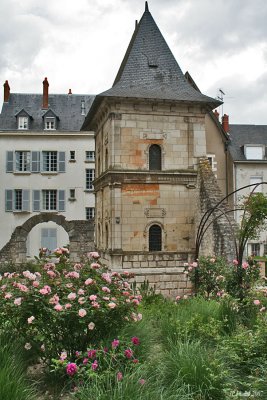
[51,336,142,389]
[0,249,142,362]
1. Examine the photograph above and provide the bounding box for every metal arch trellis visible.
[195,181,267,262]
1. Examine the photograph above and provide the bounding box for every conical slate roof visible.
[101,3,219,105]
[82,3,220,129]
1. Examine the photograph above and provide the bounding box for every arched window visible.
[149,224,162,251]
[149,144,161,170]
[105,223,109,249]
[105,148,108,170]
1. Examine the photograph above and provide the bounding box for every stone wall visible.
[196,158,237,261]
[100,250,193,298]
[0,214,95,264]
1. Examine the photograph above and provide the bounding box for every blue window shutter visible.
[31,151,40,172]
[33,190,41,211]
[6,151,14,172]
[58,152,65,172]
[5,190,13,211]
[58,190,65,212]
[22,190,30,212]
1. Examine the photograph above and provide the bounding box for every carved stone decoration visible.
[144,208,166,218]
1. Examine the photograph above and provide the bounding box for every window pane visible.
[149,225,162,251]
[86,207,95,220]
[149,145,162,170]
[43,151,58,172]
[14,189,22,210]
[246,146,263,160]
[86,169,95,190]
[42,190,57,210]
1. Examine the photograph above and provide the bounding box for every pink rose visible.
[233,259,239,266]
[14,297,22,306]
[4,293,12,299]
[85,278,93,285]
[112,339,120,348]
[65,303,72,309]
[91,263,100,269]
[253,299,261,306]
[78,308,87,317]
[27,316,35,324]
[124,348,133,359]
[88,322,95,330]
[66,363,77,376]
[117,372,123,381]
[88,251,100,259]
[88,349,97,359]
[78,288,85,295]
[67,292,77,301]
[102,286,111,293]
[49,294,59,305]
[131,336,140,345]
[54,304,63,311]
[242,262,249,270]
[139,379,146,385]
[91,360,98,371]
[32,281,39,287]
[89,294,97,301]
[108,302,116,309]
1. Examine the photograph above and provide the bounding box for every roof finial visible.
[145,1,149,12]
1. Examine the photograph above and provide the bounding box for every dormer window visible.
[45,117,56,130]
[15,109,32,130]
[42,109,59,131]
[245,145,265,160]
[18,116,28,130]
[81,100,86,115]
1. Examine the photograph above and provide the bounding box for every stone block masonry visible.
[0,214,95,265]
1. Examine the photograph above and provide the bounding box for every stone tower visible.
[82,2,220,296]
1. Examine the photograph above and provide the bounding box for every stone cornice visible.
[93,169,197,190]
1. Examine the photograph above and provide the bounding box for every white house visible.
[0,78,95,258]
[228,121,267,260]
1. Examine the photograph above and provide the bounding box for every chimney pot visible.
[222,113,229,133]
[42,77,49,109]
[68,89,72,95]
[3,80,10,102]
[213,109,219,119]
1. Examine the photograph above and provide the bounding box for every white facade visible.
[233,161,267,258]
[0,130,95,258]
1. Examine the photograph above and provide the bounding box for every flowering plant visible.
[51,336,142,388]
[0,249,142,362]
[184,256,228,298]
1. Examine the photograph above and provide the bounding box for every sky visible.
[1,0,267,124]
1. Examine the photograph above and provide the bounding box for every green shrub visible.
[0,333,37,400]
[0,250,142,362]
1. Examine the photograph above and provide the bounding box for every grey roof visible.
[0,93,95,132]
[82,4,220,130]
[102,7,219,105]
[229,124,267,160]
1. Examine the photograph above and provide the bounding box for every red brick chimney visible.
[213,109,219,120]
[3,80,10,102]
[42,77,49,109]
[222,114,229,133]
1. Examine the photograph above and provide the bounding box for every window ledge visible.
[84,189,94,192]
[40,172,58,175]
[13,171,31,175]
[68,198,77,202]
[85,160,95,163]
[69,159,76,163]
[13,210,30,214]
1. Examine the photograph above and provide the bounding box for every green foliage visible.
[237,192,267,264]
[163,340,227,399]
[0,249,141,362]
[184,256,229,298]
[0,333,37,400]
